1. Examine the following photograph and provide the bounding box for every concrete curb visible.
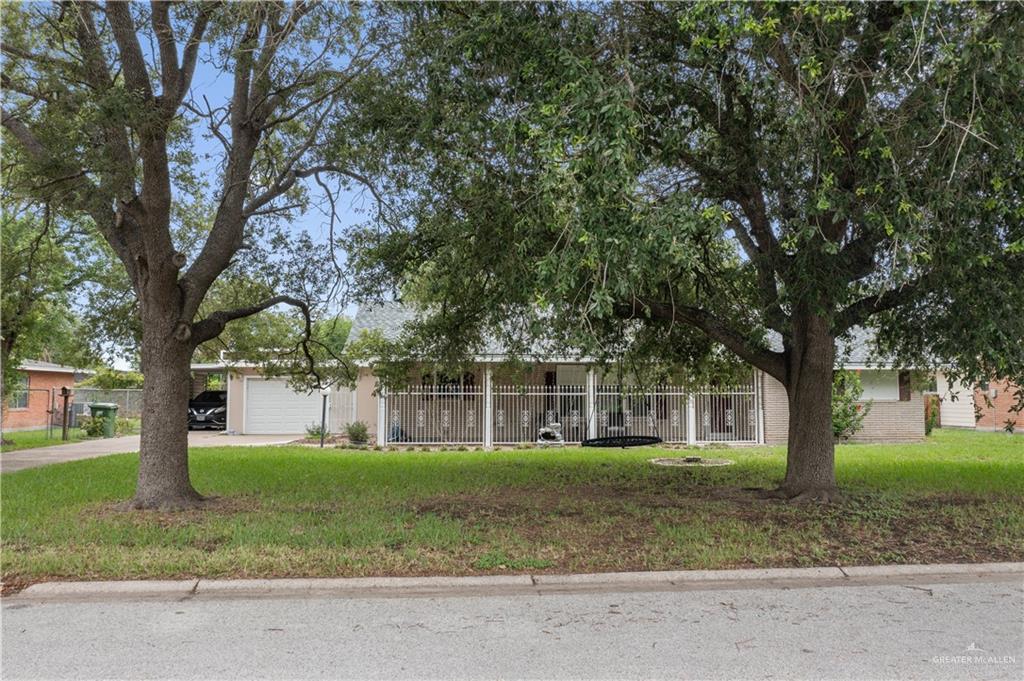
[532,566,845,586]
[11,563,1022,601]
[839,562,1024,577]
[196,575,533,594]
[19,579,198,598]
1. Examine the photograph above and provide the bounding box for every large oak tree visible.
[346,2,1024,500]
[2,1,378,508]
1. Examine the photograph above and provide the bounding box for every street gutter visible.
[5,562,1022,603]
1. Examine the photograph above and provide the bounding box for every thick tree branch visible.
[73,3,136,194]
[835,276,928,332]
[0,110,48,160]
[105,1,154,100]
[616,299,786,381]
[190,294,308,348]
[151,1,180,100]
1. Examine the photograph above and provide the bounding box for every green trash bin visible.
[88,403,119,438]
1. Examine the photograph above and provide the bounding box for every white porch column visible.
[376,387,387,445]
[483,367,494,450]
[755,372,765,444]
[586,368,597,438]
[686,393,697,445]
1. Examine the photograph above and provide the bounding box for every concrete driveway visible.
[0,431,297,473]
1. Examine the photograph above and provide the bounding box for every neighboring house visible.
[932,374,1022,432]
[974,378,1022,432]
[1,360,93,432]
[339,303,925,446]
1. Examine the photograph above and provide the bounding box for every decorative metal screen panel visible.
[384,385,485,444]
[592,385,689,443]
[693,380,758,443]
[492,385,587,444]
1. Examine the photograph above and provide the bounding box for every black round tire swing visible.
[581,435,663,448]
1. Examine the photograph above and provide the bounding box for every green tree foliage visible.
[1,205,103,397]
[832,370,870,441]
[78,367,144,390]
[344,2,1024,499]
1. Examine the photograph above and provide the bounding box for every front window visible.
[9,373,29,409]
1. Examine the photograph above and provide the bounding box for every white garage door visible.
[244,378,324,434]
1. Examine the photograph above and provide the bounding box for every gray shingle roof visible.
[349,302,556,357]
[349,301,419,341]
[767,326,890,367]
[352,303,894,368]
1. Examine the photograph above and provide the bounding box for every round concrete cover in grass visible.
[649,456,734,467]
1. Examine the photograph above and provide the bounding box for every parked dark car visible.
[188,390,227,430]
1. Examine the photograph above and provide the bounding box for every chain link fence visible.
[53,388,144,429]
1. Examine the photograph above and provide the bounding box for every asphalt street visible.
[3,576,1022,680]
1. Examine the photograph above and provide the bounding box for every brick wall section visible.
[762,373,925,445]
[974,379,1022,432]
[1,370,75,431]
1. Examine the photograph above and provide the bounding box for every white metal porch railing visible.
[381,373,762,446]
[384,384,485,444]
[492,385,587,445]
[693,383,759,443]
[592,385,689,443]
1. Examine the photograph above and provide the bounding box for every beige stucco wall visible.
[224,366,259,433]
[353,367,379,440]
[763,372,925,445]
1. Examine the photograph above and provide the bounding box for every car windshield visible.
[194,391,226,402]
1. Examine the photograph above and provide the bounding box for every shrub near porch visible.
[1,430,1021,585]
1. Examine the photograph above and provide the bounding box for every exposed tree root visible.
[119,488,208,512]
[785,487,844,504]
[752,486,844,504]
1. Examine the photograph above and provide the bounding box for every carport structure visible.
[189,361,354,436]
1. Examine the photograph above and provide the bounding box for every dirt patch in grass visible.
[414,480,781,520]
[413,484,1024,571]
[89,495,261,527]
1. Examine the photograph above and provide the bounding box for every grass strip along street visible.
[2,429,1021,587]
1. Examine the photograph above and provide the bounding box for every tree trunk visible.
[128,308,203,510]
[777,311,841,502]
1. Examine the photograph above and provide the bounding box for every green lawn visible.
[1,428,89,452]
[1,419,142,453]
[1,429,1021,586]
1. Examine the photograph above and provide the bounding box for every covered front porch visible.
[374,363,763,446]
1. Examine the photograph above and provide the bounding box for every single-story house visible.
[338,303,925,446]
[199,303,925,442]
[1,360,94,432]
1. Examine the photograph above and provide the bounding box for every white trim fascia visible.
[17,364,90,375]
